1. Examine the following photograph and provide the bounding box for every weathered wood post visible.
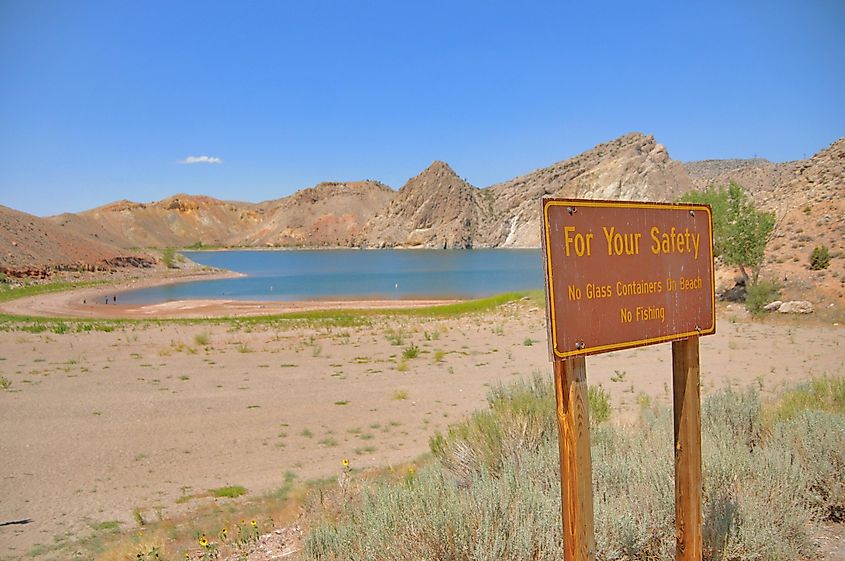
[672,337,703,561]
[554,357,596,561]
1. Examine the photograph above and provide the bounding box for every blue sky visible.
[1,1,843,217]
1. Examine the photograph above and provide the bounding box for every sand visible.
[1,289,844,558]
[0,273,458,320]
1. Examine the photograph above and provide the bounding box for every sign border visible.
[542,198,716,359]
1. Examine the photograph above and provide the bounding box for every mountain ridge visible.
[4,132,842,285]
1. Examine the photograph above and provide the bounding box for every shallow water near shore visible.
[118,249,544,303]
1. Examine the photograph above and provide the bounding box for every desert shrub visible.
[766,376,845,423]
[702,386,764,452]
[210,485,247,498]
[773,411,845,522]
[384,328,403,346]
[744,279,780,316]
[809,245,831,270]
[305,450,562,561]
[430,373,554,484]
[306,378,845,561]
[588,384,611,424]
[162,247,176,269]
[702,413,816,561]
[592,410,675,560]
[402,344,419,360]
[704,444,815,560]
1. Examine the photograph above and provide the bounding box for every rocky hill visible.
[49,183,395,250]
[17,132,841,299]
[0,205,153,278]
[683,158,794,198]
[44,133,696,251]
[684,138,844,301]
[478,133,694,247]
[358,162,482,248]
[760,138,844,300]
[49,195,262,248]
[34,137,844,252]
[246,181,394,247]
[357,133,694,248]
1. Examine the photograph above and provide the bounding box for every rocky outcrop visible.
[477,133,694,247]
[777,301,814,314]
[358,162,484,248]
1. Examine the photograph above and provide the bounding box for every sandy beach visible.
[0,272,460,320]
[0,285,844,558]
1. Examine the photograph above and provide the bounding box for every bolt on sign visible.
[542,199,716,359]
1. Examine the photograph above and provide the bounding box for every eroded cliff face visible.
[477,133,694,247]
[357,161,482,248]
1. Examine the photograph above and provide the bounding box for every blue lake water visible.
[118,249,544,303]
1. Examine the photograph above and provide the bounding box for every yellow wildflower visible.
[250,519,257,528]
[198,535,209,548]
[342,458,350,468]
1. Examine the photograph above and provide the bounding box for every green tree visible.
[681,181,775,284]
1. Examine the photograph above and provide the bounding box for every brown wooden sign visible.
[542,198,715,359]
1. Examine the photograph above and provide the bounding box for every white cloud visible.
[179,155,223,164]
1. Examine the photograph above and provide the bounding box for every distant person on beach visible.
[113,296,117,303]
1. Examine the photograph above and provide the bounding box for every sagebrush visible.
[305,376,845,561]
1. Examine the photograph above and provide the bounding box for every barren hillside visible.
[0,205,153,277]
[761,138,845,300]
[246,181,395,247]
[682,138,844,301]
[49,195,263,248]
[684,158,795,198]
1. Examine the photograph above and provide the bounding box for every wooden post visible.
[554,357,596,561]
[672,337,703,561]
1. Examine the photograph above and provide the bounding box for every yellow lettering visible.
[564,227,593,257]
[650,226,660,255]
[602,226,615,255]
[604,227,642,256]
